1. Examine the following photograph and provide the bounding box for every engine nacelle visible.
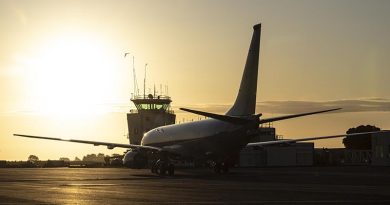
[123,149,148,168]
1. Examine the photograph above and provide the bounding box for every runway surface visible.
[1,166,390,204]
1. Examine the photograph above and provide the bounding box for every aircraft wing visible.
[13,134,162,151]
[247,130,387,147]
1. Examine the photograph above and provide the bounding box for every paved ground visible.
[0,166,390,204]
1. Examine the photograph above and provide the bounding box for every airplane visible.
[14,23,387,176]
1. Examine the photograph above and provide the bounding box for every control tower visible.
[127,93,176,145]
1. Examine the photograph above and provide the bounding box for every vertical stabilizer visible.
[226,24,261,116]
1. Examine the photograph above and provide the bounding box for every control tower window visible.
[136,103,169,111]
[155,104,164,110]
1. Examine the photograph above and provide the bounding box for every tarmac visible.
[1,166,390,204]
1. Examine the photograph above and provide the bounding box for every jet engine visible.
[123,149,148,168]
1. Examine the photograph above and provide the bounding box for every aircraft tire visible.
[168,164,175,176]
[157,163,166,176]
[151,164,157,173]
[221,163,229,174]
[213,163,222,174]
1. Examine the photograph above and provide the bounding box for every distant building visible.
[240,142,314,167]
[44,160,69,168]
[314,148,371,166]
[82,153,106,164]
[314,131,390,166]
[0,160,6,168]
[372,131,390,166]
[239,126,314,167]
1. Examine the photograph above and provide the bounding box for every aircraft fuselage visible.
[141,119,257,161]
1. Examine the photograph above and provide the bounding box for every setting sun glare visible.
[21,31,122,118]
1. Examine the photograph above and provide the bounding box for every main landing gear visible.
[210,161,229,174]
[151,159,175,176]
[149,151,175,176]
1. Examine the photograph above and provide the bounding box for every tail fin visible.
[226,24,261,116]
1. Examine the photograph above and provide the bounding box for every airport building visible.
[127,94,176,145]
[372,131,390,166]
[314,131,390,166]
[239,125,314,167]
[240,143,314,167]
[314,148,371,166]
[241,128,390,167]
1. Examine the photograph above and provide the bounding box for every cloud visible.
[174,98,390,114]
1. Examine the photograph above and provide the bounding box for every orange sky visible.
[1,0,389,160]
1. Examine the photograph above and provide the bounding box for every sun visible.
[23,31,123,118]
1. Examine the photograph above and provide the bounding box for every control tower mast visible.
[125,57,176,145]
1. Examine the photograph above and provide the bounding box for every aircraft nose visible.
[140,130,156,146]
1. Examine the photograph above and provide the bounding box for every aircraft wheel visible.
[221,163,229,174]
[157,162,166,176]
[213,162,222,174]
[151,163,157,173]
[168,164,175,176]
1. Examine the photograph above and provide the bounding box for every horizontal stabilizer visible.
[247,130,388,147]
[180,108,254,124]
[14,134,161,151]
[259,108,341,124]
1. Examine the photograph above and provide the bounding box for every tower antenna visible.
[133,56,139,96]
[144,63,148,98]
[154,84,156,98]
[125,52,139,97]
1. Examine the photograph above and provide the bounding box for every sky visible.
[1,0,389,160]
